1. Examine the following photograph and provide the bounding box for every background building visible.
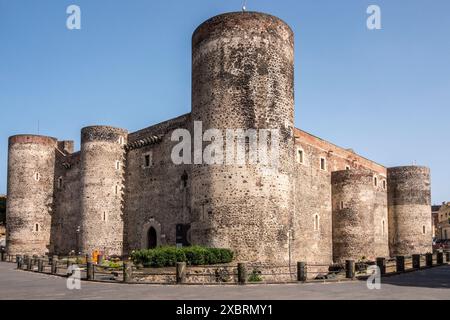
[432,205,442,238]
[0,195,6,248]
[437,203,450,240]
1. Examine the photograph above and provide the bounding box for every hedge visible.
[130,246,234,268]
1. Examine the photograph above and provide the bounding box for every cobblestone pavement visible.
[0,262,449,300]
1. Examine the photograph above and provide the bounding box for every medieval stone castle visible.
[5,12,432,265]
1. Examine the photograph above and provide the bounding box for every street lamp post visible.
[75,226,81,255]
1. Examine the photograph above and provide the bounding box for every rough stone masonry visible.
[5,12,432,264]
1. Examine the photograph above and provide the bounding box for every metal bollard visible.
[396,256,405,273]
[23,255,29,270]
[51,256,58,274]
[16,255,23,269]
[26,256,33,271]
[237,263,247,285]
[345,260,355,279]
[437,252,444,265]
[86,260,94,281]
[376,257,386,275]
[412,254,421,269]
[297,262,307,282]
[123,261,133,283]
[426,253,433,267]
[176,262,187,284]
[38,258,44,273]
[32,255,38,266]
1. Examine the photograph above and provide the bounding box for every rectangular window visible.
[374,176,378,187]
[320,158,326,171]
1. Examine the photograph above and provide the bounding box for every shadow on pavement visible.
[379,266,450,289]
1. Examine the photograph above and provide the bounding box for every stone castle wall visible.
[79,126,128,256]
[51,151,81,255]
[123,114,191,255]
[4,12,433,263]
[388,166,432,256]
[6,135,57,256]
[293,129,389,265]
[331,170,388,263]
[190,12,295,263]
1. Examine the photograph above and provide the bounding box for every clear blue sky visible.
[0,0,449,203]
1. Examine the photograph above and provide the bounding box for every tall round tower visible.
[331,170,389,263]
[6,135,57,256]
[190,12,295,263]
[387,166,432,256]
[79,126,128,256]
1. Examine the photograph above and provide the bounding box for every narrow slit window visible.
[297,149,304,164]
[382,180,386,190]
[103,212,107,222]
[374,176,378,187]
[35,223,39,232]
[58,177,63,189]
[340,201,344,210]
[115,161,121,170]
[320,158,326,171]
[144,153,152,168]
[422,225,426,234]
[382,220,385,236]
[34,172,40,181]
[115,185,119,195]
[314,215,319,231]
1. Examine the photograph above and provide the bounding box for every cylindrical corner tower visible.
[6,135,57,256]
[387,166,432,256]
[80,126,128,256]
[190,12,295,263]
[331,170,389,263]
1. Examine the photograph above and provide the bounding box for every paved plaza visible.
[0,262,449,300]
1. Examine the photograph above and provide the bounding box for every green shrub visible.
[248,269,263,282]
[102,260,123,269]
[130,246,233,268]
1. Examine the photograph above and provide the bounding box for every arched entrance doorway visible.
[148,227,157,249]
[141,219,162,250]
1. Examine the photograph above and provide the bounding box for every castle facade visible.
[5,12,432,264]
